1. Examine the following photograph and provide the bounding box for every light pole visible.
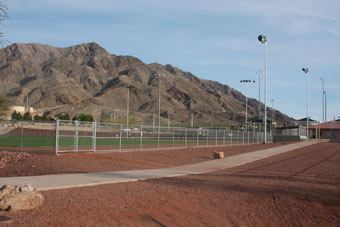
[302,68,309,139]
[240,80,255,131]
[155,73,166,129]
[122,85,130,137]
[258,34,268,143]
[320,77,326,123]
[256,71,263,120]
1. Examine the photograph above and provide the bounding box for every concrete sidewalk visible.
[0,141,318,191]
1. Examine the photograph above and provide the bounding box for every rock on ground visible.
[0,184,44,212]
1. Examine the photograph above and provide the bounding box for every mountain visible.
[0,42,293,127]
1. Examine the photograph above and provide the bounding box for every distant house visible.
[309,121,340,140]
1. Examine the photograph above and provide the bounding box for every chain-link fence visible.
[0,120,274,155]
[0,120,56,153]
[55,120,271,154]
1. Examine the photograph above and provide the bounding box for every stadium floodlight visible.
[240,80,255,131]
[302,68,309,139]
[258,35,267,43]
[258,34,268,143]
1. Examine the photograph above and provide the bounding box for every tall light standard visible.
[258,34,268,143]
[122,85,130,137]
[240,80,255,131]
[256,71,263,120]
[155,73,166,129]
[320,77,326,123]
[302,68,309,139]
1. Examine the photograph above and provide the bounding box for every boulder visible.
[213,151,224,159]
[0,184,44,212]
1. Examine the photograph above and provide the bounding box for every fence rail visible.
[0,120,275,155]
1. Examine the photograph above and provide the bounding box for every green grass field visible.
[0,135,218,148]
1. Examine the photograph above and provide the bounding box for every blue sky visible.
[2,0,340,122]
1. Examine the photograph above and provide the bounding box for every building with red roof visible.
[309,121,340,140]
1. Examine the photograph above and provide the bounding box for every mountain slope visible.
[0,42,292,127]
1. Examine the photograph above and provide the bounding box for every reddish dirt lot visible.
[0,142,292,177]
[1,142,340,226]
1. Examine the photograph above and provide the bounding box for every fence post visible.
[231,130,233,146]
[20,120,24,152]
[172,127,175,149]
[55,120,59,155]
[253,127,255,144]
[223,130,226,146]
[119,124,122,151]
[243,131,245,145]
[158,126,160,150]
[92,121,97,152]
[140,125,143,150]
[236,130,239,145]
[247,130,250,144]
[74,120,79,152]
[215,129,218,146]
[206,129,209,147]
[185,128,188,148]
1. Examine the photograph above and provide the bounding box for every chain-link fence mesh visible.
[0,120,278,155]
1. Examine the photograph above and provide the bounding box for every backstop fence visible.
[0,120,273,155]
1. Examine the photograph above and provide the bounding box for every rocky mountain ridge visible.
[0,42,293,127]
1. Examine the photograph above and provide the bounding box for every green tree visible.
[58,113,70,120]
[11,110,23,120]
[34,114,49,121]
[72,114,94,122]
[23,111,32,121]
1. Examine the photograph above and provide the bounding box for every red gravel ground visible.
[1,142,340,226]
[0,142,292,177]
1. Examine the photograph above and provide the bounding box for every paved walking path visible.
[0,141,319,191]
